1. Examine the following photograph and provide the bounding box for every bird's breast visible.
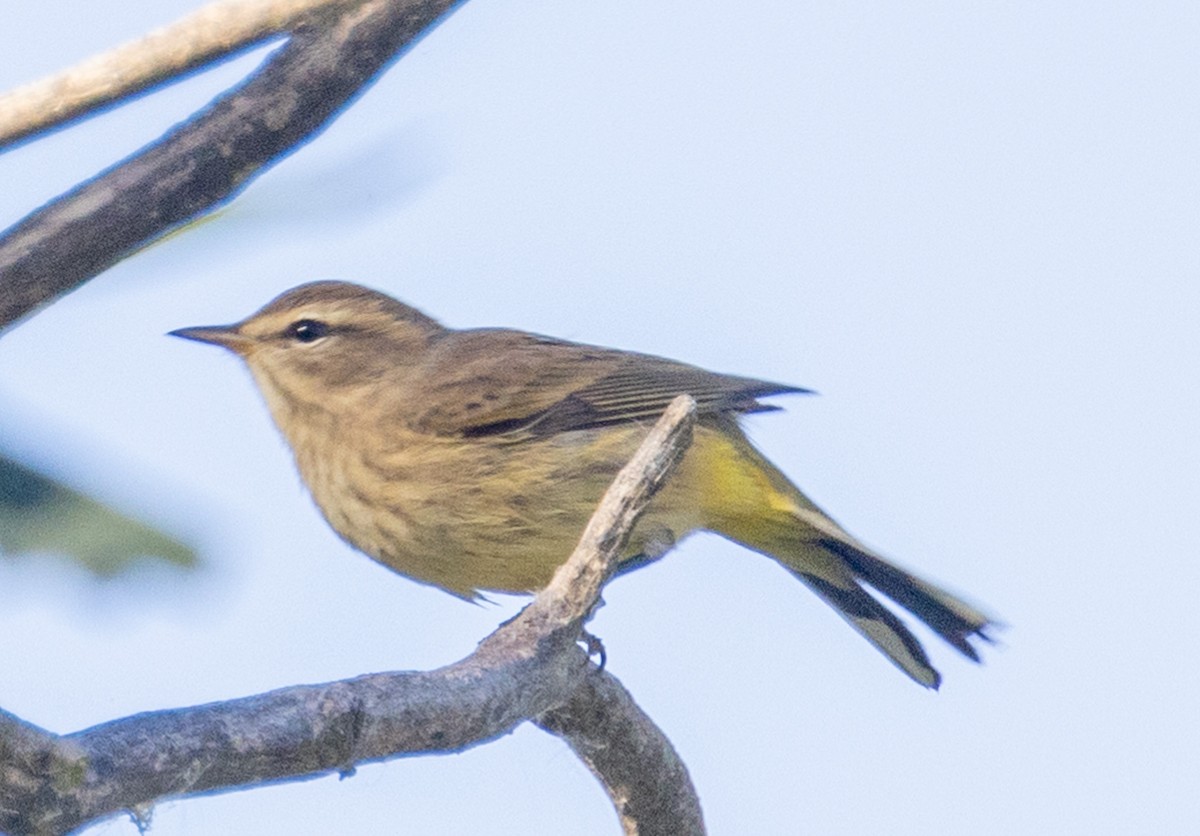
[278,413,706,597]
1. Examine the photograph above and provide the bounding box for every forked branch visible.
[0,397,703,836]
[0,0,463,332]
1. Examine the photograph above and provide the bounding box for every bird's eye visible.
[286,319,330,343]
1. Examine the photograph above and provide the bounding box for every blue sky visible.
[2,1,1199,833]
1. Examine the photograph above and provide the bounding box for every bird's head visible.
[170,280,444,410]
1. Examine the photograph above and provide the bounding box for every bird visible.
[171,280,992,687]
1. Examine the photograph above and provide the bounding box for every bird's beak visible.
[168,324,255,354]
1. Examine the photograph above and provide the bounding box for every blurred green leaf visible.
[0,454,196,576]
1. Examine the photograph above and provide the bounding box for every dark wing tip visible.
[750,381,815,398]
[730,382,814,415]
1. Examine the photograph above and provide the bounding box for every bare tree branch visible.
[0,5,712,833]
[538,674,706,836]
[0,397,702,836]
[0,0,367,149]
[0,0,465,334]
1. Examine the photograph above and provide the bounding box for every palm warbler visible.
[171,281,991,687]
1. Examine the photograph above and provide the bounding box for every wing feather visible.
[410,328,807,437]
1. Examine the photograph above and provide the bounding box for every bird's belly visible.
[295,424,702,598]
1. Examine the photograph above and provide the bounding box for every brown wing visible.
[409,328,808,438]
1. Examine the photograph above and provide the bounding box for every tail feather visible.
[778,539,993,688]
[687,421,994,687]
[821,538,993,662]
[711,497,986,687]
[793,568,944,688]
[709,503,994,687]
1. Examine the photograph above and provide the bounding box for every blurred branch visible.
[0,0,464,334]
[0,0,364,148]
[0,398,704,836]
[0,454,195,575]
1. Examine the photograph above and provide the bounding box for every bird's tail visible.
[773,532,993,688]
[691,422,992,688]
